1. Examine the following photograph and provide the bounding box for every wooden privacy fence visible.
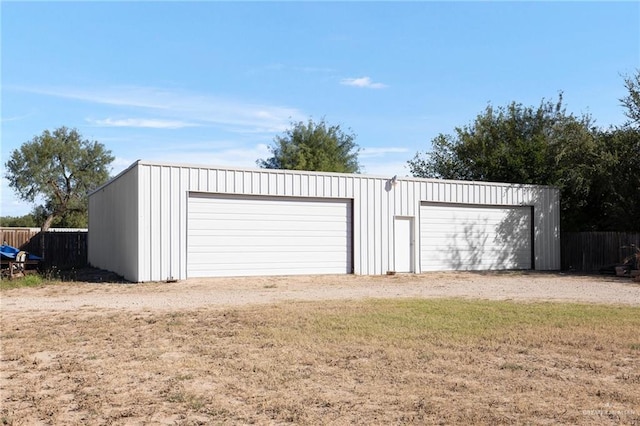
[561,232,640,272]
[1,228,88,269]
[0,227,37,248]
[3,228,639,273]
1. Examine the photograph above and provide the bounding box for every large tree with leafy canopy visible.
[5,127,114,231]
[598,69,640,230]
[594,127,640,230]
[258,118,361,173]
[407,95,614,231]
[621,69,640,126]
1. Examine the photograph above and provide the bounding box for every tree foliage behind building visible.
[408,71,640,231]
[258,118,361,173]
[0,214,38,228]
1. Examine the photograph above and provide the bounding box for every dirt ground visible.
[1,272,639,425]
[1,271,639,313]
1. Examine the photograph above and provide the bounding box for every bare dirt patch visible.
[1,272,639,425]
[1,271,639,313]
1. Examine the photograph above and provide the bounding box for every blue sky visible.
[2,1,639,217]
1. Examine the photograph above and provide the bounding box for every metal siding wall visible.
[381,180,389,274]
[160,167,171,280]
[179,167,191,279]
[358,178,368,274]
[128,162,560,280]
[138,164,188,281]
[417,180,560,271]
[366,179,375,273]
[138,165,150,281]
[545,188,561,269]
[375,179,384,274]
[170,167,183,281]
[350,179,359,273]
[387,182,396,271]
[88,164,139,281]
[136,164,366,279]
[149,166,161,280]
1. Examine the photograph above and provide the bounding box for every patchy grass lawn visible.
[1,299,639,425]
[0,274,49,291]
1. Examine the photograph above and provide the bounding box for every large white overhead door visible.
[187,194,353,277]
[420,203,532,271]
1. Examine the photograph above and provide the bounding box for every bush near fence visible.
[561,232,640,273]
[1,227,88,270]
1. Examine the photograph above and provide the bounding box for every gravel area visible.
[1,271,639,313]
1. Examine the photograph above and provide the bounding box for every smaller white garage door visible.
[188,194,353,277]
[420,203,532,271]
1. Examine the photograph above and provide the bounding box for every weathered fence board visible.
[561,232,640,272]
[1,228,88,269]
[0,228,37,248]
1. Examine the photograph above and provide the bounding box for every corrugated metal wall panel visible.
[415,180,560,272]
[159,165,183,280]
[179,167,190,279]
[88,163,139,281]
[381,181,390,274]
[149,166,161,280]
[366,179,375,273]
[168,167,181,280]
[351,179,361,274]
[138,163,150,281]
[90,161,561,281]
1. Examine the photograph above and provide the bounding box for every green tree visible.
[258,118,360,173]
[5,127,114,231]
[0,214,38,228]
[407,95,610,231]
[594,71,640,231]
[621,69,640,126]
[595,127,640,230]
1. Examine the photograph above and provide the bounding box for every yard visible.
[1,272,639,425]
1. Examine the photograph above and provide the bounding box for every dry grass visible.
[0,274,47,291]
[1,299,639,425]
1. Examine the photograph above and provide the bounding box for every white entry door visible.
[394,217,414,273]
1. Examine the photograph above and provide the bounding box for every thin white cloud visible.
[0,111,35,123]
[245,63,286,75]
[107,144,272,179]
[361,160,409,178]
[12,85,305,134]
[14,85,170,109]
[340,76,387,89]
[296,66,336,73]
[87,118,198,129]
[144,143,271,169]
[109,157,137,176]
[152,141,238,152]
[360,147,409,158]
[247,64,336,75]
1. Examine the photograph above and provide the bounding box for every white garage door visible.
[420,203,532,271]
[187,194,353,277]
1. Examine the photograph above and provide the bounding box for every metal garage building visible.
[88,160,560,282]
